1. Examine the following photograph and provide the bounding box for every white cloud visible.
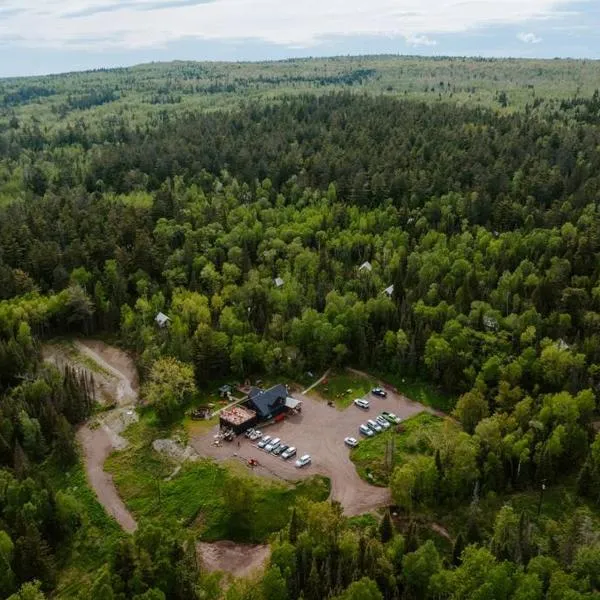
[0,0,578,50]
[406,34,437,47]
[517,32,543,43]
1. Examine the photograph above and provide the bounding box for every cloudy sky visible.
[0,0,598,77]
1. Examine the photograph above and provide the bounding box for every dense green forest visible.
[1,55,600,599]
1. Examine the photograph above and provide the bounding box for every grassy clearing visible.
[41,458,123,599]
[105,414,330,543]
[315,369,376,408]
[373,370,456,413]
[351,412,445,485]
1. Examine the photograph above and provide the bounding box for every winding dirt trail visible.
[44,340,139,532]
[78,423,138,532]
[76,341,139,532]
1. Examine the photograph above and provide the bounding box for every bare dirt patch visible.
[191,388,428,516]
[43,339,138,406]
[198,541,270,578]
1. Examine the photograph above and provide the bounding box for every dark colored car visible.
[371,387,387,397]
[273,444,288,456]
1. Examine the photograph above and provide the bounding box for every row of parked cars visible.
[344,411,401,447]
[250,431,312,467]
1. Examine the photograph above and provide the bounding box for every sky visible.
[0,0,598,77]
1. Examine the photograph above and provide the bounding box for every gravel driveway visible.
[191,387,429,516]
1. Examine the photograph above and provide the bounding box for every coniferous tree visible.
[289,507,298,544]
[379,511,394,544]
[452,533,465,566]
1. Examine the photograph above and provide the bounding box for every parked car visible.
[359,424,375,437]
[273,444,288,456]
[367,419,383,433]
[344,437,359,448]
[257,435,272,448]
[282,446,296,459]
[376,415,391,429]
[245,428,254,438]
[354,398,370,409]
[295,454,312,468]
[371,387,387,397]
[250,429,262,440]
[265,437,281,452]
[381,411,400,424]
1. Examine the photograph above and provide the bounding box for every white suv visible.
[295,454,311,468]
[354,398,370,409]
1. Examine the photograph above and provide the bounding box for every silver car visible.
[281,446,296,459]
[257,435,272,448]
[359,424,374,437]
[367,419,382,433]
[265,437,281,452]
[376,415,391,429]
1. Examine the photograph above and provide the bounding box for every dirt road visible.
[44,339,140,532]
[191,388,428,516]
[198,541,270,578]
[78,423,137,533]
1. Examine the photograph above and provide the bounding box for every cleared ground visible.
[197,541,270,579]
[191,387,431,516]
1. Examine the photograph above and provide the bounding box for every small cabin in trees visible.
[383,285,394,297]
[155,312,171,328]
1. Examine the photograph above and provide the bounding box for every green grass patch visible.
[351,412,445,485]
[347,513,380,532]
[315,369,376,408]
[105,414,330,543]
[373,370,456,413]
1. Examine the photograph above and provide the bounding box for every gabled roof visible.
[247,384,288,418]
[358,261,372,272]
[383,285,394,297]
[155,312,170,326]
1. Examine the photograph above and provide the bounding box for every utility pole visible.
[537,481,546,516]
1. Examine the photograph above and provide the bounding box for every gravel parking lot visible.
[190,386,430,516]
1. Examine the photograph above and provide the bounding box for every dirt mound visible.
[198,541,270,578]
